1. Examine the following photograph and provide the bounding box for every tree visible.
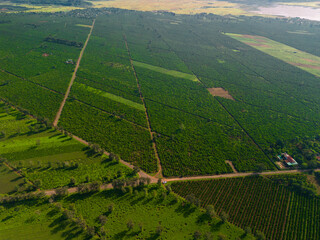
[98,215,107,225]
[139,223,143,232]
[34,179,42,188]
[245,226,252,235]
[193,231,202,239]
[85,175,90,183]
[127,220,134,231]
[0,131,5,139]
[87,226,95,237]
[100,226,106,236]
[218,234,227,240]
[144,188,148,197]
[165,185,172,193]
[256,231,266,240]
[156,225,163,235]
[69,177,76,186]
[108,203,114,213]
[89,181,101,192]
[133,166,140,174]
[109,153,120,163]
[206,205,216,218]
[157,178,162,186]
[55,187,68,196]
[204,232,213,240]
[255,163,266,173]
[220,211,229,223]
[128,186,133,195]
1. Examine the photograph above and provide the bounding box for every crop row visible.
[172,176,320,240]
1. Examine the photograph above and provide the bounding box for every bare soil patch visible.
[275,161,287,169]
[301,58,318,63]
[289,62,320,70]
[208,88,234,100]
[225,160,237,173]
[242,34,267,43]
[244,42,270,48]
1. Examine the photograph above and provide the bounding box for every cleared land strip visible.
[226,33,320,77]
[53,19,95,127]
[74,82,145,111]
[133,60,199,82]
[124,35,163,178]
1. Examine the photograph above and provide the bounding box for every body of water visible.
[252,4,320,21]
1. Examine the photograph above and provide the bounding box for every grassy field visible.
[0,164,25,194]
[0,102,133,190]
[73,82,145,111]
[62,186,255,240]
[91,0,247,15]
[0,200,86,240]
[225,33,320,77]
[133,61,199,82]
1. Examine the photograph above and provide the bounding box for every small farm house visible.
[277,152,298,166]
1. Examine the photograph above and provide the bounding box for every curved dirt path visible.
[53,19,95,127]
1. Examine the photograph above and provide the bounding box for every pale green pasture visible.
[133,60,199,82]
[0,164,25,194]
[0,134,75,155]
[74,82,145,111]
[22,151,86,164]
[226,33,320,77]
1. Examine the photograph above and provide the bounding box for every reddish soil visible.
[244,42,270,48]
[301,58,318,63]
[289,62,320,70]
[242,35,267,43]
[207,88,234,100]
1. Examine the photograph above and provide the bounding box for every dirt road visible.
[163,168,320,182]
[53,19,95,127]
[123,34,163,178]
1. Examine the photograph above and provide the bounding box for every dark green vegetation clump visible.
[172,175,320,240]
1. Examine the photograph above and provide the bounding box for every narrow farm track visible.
[53,19,95,127]
[164,168,320,182]
[123,34,163,178]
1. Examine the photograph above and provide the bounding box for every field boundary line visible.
[123,34,163,178]
[164,168,320,182]
[2,161,38,190]
[53,19,95,127]
[0,68,64,96]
